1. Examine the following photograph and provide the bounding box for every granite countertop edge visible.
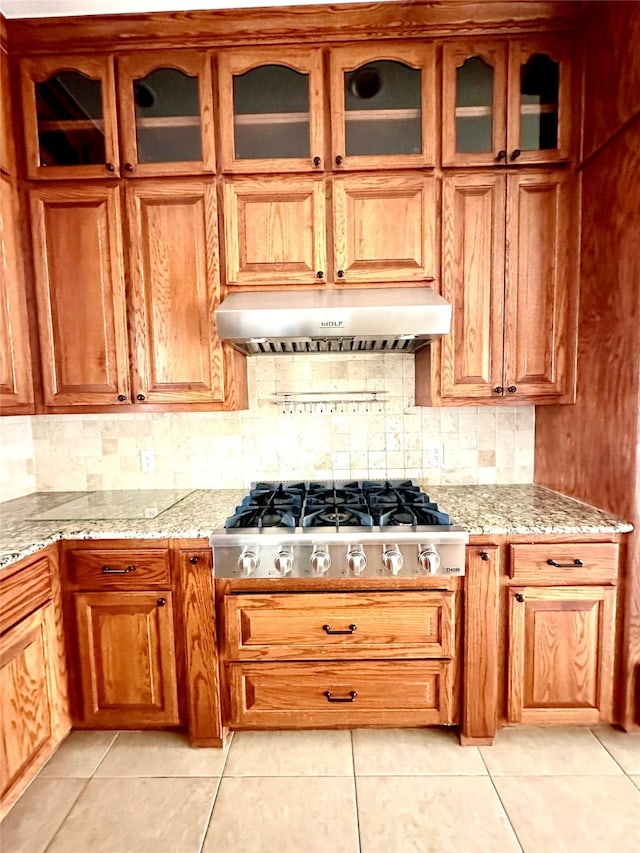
[0,485,633,572]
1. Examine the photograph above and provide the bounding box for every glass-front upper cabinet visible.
[330,44,436,169]
[443,37,573,167]
[117,52,215,176]
[218,48,324,173]
[20,55,119,180]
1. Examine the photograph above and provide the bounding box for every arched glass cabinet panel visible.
[455,56,495,154]
[20,55,119,179]
[232,64,310,160]
[519,53,560,151]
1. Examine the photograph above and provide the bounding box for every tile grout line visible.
[198,731,235,853]
[350,730,363,853]
[478,748,525,853]
[589,727,635,778]
[42,777,92,853]
[89,730,121,777]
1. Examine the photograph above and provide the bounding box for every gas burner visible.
[301,505,374,529]
[224,506,298,529]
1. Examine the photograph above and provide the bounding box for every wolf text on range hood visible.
[214,287,452,355]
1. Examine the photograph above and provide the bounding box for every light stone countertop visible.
[0,484,632,571]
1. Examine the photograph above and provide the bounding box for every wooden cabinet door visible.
[439,172,505,399]
[218,48,325,174]
[29,185,130,407]
[127,179,224,404]
[20,55,119,180]
[117,51,215,177]
[442,40,508,167]
[503,171,576,401]
[506,36,574,166]
[74,591,180,727]
[224,176,326,285]
[508,586,616,724]
[330,42,436,170]
[1,175,34,414]
[332,174,436,283]
[1,50,16,176]
[0,605,54,798]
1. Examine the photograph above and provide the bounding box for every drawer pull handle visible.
[322,624,357,635]
[101,565,136,574]
[324,690,357,703]
[546,558,584,568]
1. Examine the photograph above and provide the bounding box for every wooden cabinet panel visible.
[0,556,52,634]
[224,176,326,285]
[509,543,619,585]
[1,50,16,176]
[29,184,130,407]
[117,51,215,177]
[504,171,576,399]
[332,174,436,283]
[229,660,454,728]
[0,607,53,798]
[127,179,224,404]
[225,590,454,660]
[68,548,171,588]
[20,54,119,181]
[74,590,180,727]
[440,172,505,399]
[0,175,35,413]
[508,586,616,724]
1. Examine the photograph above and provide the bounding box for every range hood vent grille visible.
[235,336,421,355]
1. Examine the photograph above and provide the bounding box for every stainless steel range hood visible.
[215,288,451,355]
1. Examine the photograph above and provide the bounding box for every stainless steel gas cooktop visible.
[210,480,468,579]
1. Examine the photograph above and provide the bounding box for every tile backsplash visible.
[0,416,36,501]
[8,354,536,495]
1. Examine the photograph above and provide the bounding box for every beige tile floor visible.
[1,726,639,853]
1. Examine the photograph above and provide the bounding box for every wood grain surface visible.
[0,555,51,634]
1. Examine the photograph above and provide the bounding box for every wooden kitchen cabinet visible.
[421,168,577,404]
[1,174,35,414]
[330,42,436,170]
[506,540,618,725]
[73,590,180,728]
[442,35,574,167]
[117,51,215,176]
[20,54,120,180]
[1,49,16,176]
[29,184,131,407]
[0,549,70,819]
[218,47,325,173]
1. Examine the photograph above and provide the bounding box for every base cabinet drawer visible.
[509,543,618,584]
[68,549,171,587]
[224,591,455,660]
[228,660,454,727]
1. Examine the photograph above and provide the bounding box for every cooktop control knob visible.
[382,545,404,576]
[418,546,441,575]
[238,548,259,577]
[347,546,367,576]
[274,546,294,577]
[310,546,331,576]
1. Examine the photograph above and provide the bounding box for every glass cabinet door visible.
[442,41,507,166]
[218,49,324,173]
[507,38,572,164]
[117,52,214,176]
[330,44,436,169]
[20,55,119,180]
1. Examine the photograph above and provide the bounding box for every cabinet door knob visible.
[336,269,345,278]
[335,155,343,166]
[105,162,115,172]
[507,385,517,393]
[313,156,321,167]
[496,149,507,162]
[156,597,167,607]
[515,593,525,603]
[493,386,504,394]
[136,393,146,401]
[124,162,134,172]
[480,551,490,561]
[510,148,521,161]
[117,394,127,402]
[189,555,200,564]
[316,270,324,279]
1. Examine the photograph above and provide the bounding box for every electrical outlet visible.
[423,442,443,468]
[140,450,155,473]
